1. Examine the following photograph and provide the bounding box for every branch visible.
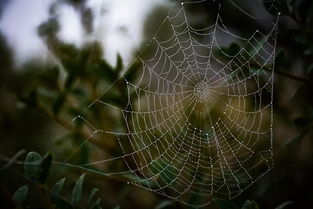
[35,103,113,152]
[249,61,311,83]
[52,161,129,184]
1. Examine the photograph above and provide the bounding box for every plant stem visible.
[52,161,129,184]
[249,61,311,83]
[36,103,109,151]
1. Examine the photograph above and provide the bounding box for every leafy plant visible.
[2,151,123,209]
[1,0,312,208]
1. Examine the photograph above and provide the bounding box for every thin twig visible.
[52,161,129,184]
[35,103,109,151]
[249,61,311,83]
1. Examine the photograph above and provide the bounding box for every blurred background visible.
[0,0,313,208]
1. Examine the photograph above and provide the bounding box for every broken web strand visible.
[53,0,281,208]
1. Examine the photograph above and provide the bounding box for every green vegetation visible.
[1,0,313,208]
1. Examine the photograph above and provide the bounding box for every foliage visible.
[2,151,121,209]
[0,0,313,208]
[1,150,292,209]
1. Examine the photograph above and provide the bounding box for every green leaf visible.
[50,194,74,209]
[154,200,173,209]
[123,60,141,82]
[95,60,117,82]
[24,152,52,184]
[24,152,43,182]
[39,66,60,89]
[53,94,66,114]
[275,201,293,209]
[113,206,120,209]
[51,178,66,195]
[226,43,241,56]
[307,63,313,77]
[38,18,60,37]
[12,185,28,204]
[115,53,123,73]
[70,87,87,98]
[304,45,313,56]
[217,43,241,60]
[241,200,259,209]
[40,153,52,183]
[283,128,311,147]
[88,188,99,205]
[90,198,102,209]
[71,174,85,205]
[213,198,239,209]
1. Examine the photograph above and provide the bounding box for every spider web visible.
[57,0,280,207]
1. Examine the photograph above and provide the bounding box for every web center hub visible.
[194,82,211,102]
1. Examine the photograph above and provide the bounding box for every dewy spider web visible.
[57,0,280,207]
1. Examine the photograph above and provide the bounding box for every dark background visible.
[1,0,313,208]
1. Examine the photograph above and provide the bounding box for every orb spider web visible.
[58,0,280,207]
